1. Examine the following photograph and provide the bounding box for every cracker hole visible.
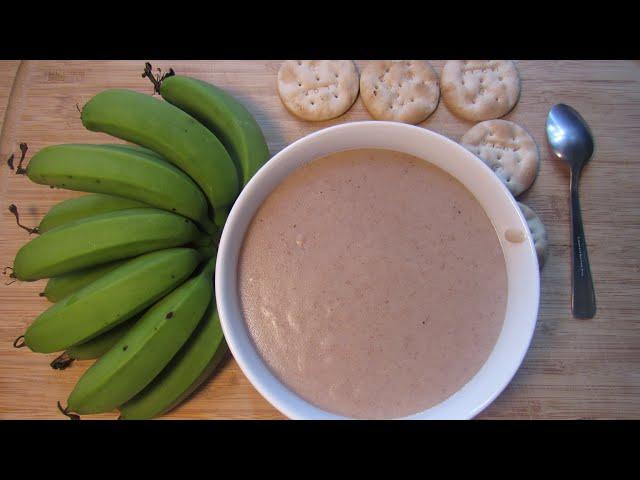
[316,76,320,81]
[297,61,302,66]
[334,95,339,98]
[298,83,302,87]
[335,73,339,78]
[310,101,315,105]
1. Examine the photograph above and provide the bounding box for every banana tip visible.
[57,401,80,420]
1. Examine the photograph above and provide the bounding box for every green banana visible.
[67,317,137,359]
[97,143,164,159]
[24,248,202,353]
[50,314,141,370]
[42,259,128,302]
[27,144,216,234]
[13,208,206,281]
[81,89,239,212]
[38,193,148,234]
[119,300,227,419]
[66,257,216,415]
[159,75,270,186]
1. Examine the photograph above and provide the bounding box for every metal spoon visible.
[546,104,596,319]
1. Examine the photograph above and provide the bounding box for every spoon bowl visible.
[546,104,595,170]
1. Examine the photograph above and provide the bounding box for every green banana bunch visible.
[10,77,271,418]
[159,75,270,186]
[26,144,216,235]
[81,89,239,213]
[38,193,148,234]
[65,257,216,415]
[42,259,128,302]
[24,248,203,353]
[50,314,140,370]
[119,299,227,419]
[12,208,206,281]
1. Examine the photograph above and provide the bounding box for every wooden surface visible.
[0,60,639,420]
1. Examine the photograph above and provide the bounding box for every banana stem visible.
[214,206,229,229]
[201,257,216,280]
[193,233,213,248]
[196,243,217,261]
[199,217,218,237]
[3,267,17,286]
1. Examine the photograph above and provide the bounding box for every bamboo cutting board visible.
[1,60,639,420]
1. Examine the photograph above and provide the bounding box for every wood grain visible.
[0,60,639,420]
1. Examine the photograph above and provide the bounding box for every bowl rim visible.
[216,120,540,420]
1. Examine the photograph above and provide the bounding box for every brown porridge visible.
[238,148,507,418]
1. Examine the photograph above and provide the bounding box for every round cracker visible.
[518,202,548,269]
[277,60,359,121]
[461,119,540,197]
[441,60,520,121]
[360,60,439,124]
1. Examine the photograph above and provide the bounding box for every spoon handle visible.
[570,170,596,318]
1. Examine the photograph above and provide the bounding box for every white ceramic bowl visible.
[216,121,540,419]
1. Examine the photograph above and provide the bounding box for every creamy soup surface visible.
[238,149,508,419]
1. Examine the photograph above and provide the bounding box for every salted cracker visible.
[441,60,520,121]
[461,119,540,197]
[277,60,359,121]
[359,60,439,124]
[518,202,548,269]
